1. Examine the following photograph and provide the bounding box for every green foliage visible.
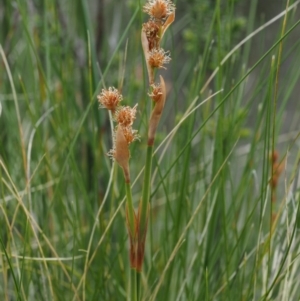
[182,0,247,69]
[1,0,300,300]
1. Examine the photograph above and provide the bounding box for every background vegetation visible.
[1,0,300,300]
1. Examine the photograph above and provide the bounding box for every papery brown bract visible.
[148,75,166,146]
[114,125,130,182]
[143,0,175,21]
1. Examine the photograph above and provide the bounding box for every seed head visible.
[143,0,175,21]
[148,83,163,102]
[122,126,139,145]
[142,21,160,50]
[108,125,139,162]
[148,48,171,69]
[148,75,166,146]
[114,105,137,127]
[97,87,122,111]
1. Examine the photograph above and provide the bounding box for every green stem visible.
[125,182,136,239]
[130,268,137,301]
[139,145,153,234]
[136,272,141,301]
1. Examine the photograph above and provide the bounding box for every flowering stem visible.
[125,182,136,240]
[136,272,141,301]
[126,182,138,301]
[139,145,153,237]
[130,268,137,301]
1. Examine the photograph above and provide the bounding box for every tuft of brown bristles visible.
[142,21,160,51]
[141,0,175,84]
[148,82,163,102]
[98,88,138,183]
[143,0,175,21]
[97,87,122,111]
[148,48,171,69]
[114,105,138,127]
[97,0,176,278]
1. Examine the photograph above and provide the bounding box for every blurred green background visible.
[1,0,300,300]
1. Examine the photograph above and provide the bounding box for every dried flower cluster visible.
[142,0,175,83]
[270,151,284,190]
[97,0,176,280]
[125,0,175,274]
[143,0,175,24]
[269,150,285,224]
[148,48,171,69]
[114,105,137,127]
[148,81,163,102]
[141,0,175,147]
[97,88,138,182]
[270,151,284,202]
[97,87,122,111]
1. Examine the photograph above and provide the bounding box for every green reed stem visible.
[139,145,153,235]
[130,268,137,301]
[126,180,138,301]
[137,272,141,301]
[125,181,136,238]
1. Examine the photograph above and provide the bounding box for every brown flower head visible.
[148,82,163,102]
[108,125,131,182]
[142,21,160,50]
[114,105,137,127]
[143,0,175,21]
[122,126,139,145]
[148,75,166,146]
[97,87,122,111]
[107,124,139,161]
[148,48,171,69]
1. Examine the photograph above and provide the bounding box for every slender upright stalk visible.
[125,181,138,301]
[97,2,175,299]
[136,1,175,296]
[136,145,153,299]
[136,272,141,301]
[130,268,137,301]
[139,145,153,235]
[125,181,136,239]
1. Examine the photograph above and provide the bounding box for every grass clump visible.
[1,0,300,300]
